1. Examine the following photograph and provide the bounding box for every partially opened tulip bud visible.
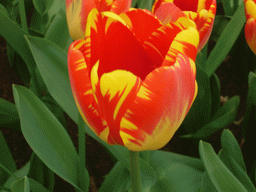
[244,0,256,54]
[66,0,132,40]
[152,0,216,51]
[68,8,199,151]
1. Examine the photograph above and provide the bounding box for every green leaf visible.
[199,141,247,191]
[32,0,54,15]
[0,132,17,186]
[0,98,20,130]
[0,3,9,15]
[25,36,79,123]
[99,161,130,192]
[11,176,30,192]
[182,64,211,134]
[139,159,157,192]
[210,73,221,117]
[200,171,218,192]
[27,153,55,191]
[221,0,235,16]
[47,0,65,19]
[248,72,256,107]
[137,0,154,10]
[206,3,246,76]
[6,44,31,85]
[30,9,50,34]
[196,43,208,69]
[211,15,231,42]
[28,178,51,192]
[221,129,246,171]
[12,85,81,190]
[220,130,256,191]
[224,155,256,191]
[2,162,30,191]
[44,9,72,51]
[41,93,66,128]
[186,96,240,138]
[149,150,203,192]
[0,10,35,74]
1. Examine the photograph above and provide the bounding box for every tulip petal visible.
[90,62,142,145]
[86,9,157,80]
[245,18,256,55]
[68,40,109,143]
[119,9,162,43]
[66,0,98,40]
[163,23,199,66]
[184,1,216,51]
[143,17,197,67]
[152,2,186,24]
[197,0,213,12]
[173,0,198,12]
[120,54,197,151]
[245,0,256,20]
[111,0,132,14]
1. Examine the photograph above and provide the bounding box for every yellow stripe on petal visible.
[245,0,256,19]
[85,8,100,38]
[165,27,199,63]
[176,17,197,28]
[90,61,100,95]
[197,0,208,12]
[120,54,197,151]
[92,68,141,145]
[99,70,141,120]
[102,11,128,33]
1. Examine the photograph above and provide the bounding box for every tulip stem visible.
[129,151,142,192]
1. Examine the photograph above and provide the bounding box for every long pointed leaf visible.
[13,85,81,190]
[206,3,245,76]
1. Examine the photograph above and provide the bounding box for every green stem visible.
[18,0,28,33]
[129,151,142,192]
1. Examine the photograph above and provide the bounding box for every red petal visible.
[120,54,197,151]
[143,22,187,67]
[173,0,198,12]
[120,9,162,43]
[68,40,109,143]
[86,10,157,79]
[245,18,256,55]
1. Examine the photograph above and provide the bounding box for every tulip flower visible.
[68,8,199,151]
[152,0,216,51]
[244,0,256,55]
[66,0,132,40]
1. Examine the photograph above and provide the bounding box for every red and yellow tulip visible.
[66,0,132,40]
[152,0,216,51]
[244,0,256,54]
[68,8,199,151]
